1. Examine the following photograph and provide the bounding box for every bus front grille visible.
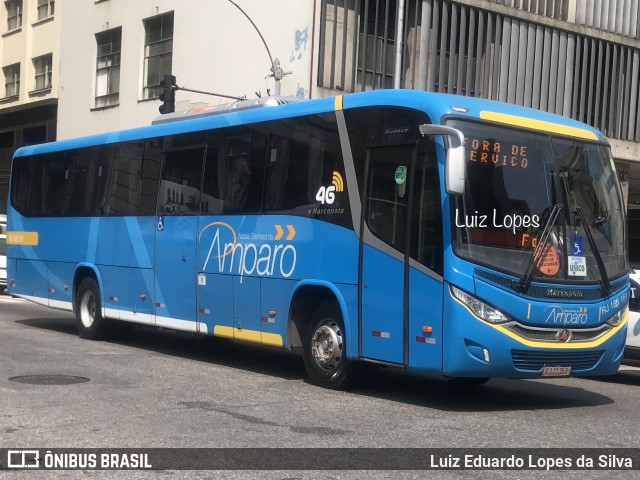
[504,323,611,343]
[511,350,604,372]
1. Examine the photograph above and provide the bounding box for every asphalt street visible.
[1,292,640,479]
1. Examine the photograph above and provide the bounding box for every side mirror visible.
[419,124,466,195]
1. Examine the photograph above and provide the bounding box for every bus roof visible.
[14,89,606,157]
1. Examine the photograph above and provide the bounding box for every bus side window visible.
[159,134,205,216]
[222,128,266,214]
[264,119,309,212]
[39,151,69,216]
[201,133,225,215]
[64,147,99,216]
[140,138,162,215]
[10,155,38,216]
[94,144,117,216]
[263,114,350,227]
[409,142,443,275]
[108,141,144,216]
[224,135,252,212]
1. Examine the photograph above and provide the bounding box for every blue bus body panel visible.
[7,211,155,267]
[197,216,358,284]
[442,286,628,378]
[15,257,48,305]
[407,268,444,371]
[360,245,405,363]
[8,207,156,318]
[8,89,623,379]
[196,215,358,347]
[155,215,199,329]
[259,278,297,345]
[46,261,76,307]
[234,276,262,335]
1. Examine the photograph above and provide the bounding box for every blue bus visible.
[7,90,629,388]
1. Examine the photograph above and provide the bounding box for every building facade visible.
[317,1,640,195]
[56,0,314,139]
[0,0,59,213]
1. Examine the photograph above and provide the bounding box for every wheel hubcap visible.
[311,320,343,371]
[80,291,96,328]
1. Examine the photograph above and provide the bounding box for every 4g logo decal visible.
[316,171,344,205]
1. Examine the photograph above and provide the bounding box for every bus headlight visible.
[450,286,511,324]
[606,306,627,327]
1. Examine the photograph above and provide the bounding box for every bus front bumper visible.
[443,303,628,379]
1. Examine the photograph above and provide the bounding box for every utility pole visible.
[393,0,406,89]
[157,74,245,114]
[227,0,290,95]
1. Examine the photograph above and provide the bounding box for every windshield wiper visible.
[559,172,611,296]
[574,206,611,296]
[513,204,562,293]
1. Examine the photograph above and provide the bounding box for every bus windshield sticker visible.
[569,235,583,255]
[395,166,407,185]
[536,243,560,276]
[568,256,587,277]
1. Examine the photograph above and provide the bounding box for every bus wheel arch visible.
[289,283,355,389]
[289,283,348,350]
[73,265,108,340]
[72,265,103,313]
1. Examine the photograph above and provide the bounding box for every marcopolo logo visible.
[544,305,588,325]
[200,222,297,280]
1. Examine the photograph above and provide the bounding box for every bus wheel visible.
[302,301,353,389]
[75,278,107,340]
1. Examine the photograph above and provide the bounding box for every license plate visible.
[542,365,572,377]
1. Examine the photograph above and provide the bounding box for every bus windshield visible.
[448,118,627,284]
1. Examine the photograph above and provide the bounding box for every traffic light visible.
[158,74,177,114]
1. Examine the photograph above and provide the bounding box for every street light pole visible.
[227,0,288,95]
[393,0,406,89]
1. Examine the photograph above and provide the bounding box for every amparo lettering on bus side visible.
[203,225,297,280]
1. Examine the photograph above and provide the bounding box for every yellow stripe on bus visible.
[334,95,343,111]
[490,313,627,349]
[213,325,283,347]
[6,231,39,246]
[479,111,599,141]
[453,295,627,349]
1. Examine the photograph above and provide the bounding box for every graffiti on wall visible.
[290,27,309,63]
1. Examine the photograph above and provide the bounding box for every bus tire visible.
[75,278,108,340]
[302,301,353,389]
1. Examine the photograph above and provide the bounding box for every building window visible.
[6,0,22,31]
[37,0,54,21]
[143,12,173,99]
[33,54,52,91]
[3,63,19,98]
[95,27,121,107]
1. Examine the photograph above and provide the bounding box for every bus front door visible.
[360,143,444,369]
[360,145,414,365]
